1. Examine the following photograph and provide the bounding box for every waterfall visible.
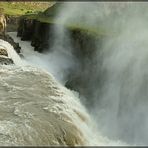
[94,16,148,145]
[0,39,25,66]
[45,2,148,145]
[0,39,97,146]
[7,2,148,146]
[7,32,126,146]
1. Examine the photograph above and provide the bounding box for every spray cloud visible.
[51,2,148,145]
[9,2,148,145]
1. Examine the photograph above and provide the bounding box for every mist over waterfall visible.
[0,39,24,66]
[45,2,148,145]
[6,33,124,146]
[6,1,148,146]
[0,39,107,146]
[55,2,148,145]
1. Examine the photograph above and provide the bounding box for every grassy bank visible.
[24,2,114,37]
[24,13,111,37]
[0,2,52,16]
[1,2,113,37]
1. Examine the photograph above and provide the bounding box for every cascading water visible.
[7,1,148,146]
[8,32,126,146]
[0,39,108,146]
[0,39,25,66]
[49,2,148,145]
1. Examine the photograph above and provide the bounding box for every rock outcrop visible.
[0,47,8,56]
[0,34,21,54]
[16,4,105,106]
[0,46,14,65]
[17,17,35,41]
[0,13,6,35]
[0,55,14,65]
[17,18,53,53]
[0,9,21,54]
[0,12,21,54]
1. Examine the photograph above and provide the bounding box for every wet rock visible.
[18,17,54,53]
[0,34,21,53]
[0,13,6,35]
[16,8,104,108]
[17,17,35,41]
[0,48,8,57]
[0,56,14,65]
[19,53,24,58]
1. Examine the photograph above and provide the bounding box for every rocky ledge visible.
[0,46,14,65]
[0,34,21,54]
[16,14,105,106]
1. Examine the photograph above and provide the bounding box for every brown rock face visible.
[0,45,14,65]
[0,48,8,57]
[0,13,6,35]
[0,56,14,65]
[0,34,21,53]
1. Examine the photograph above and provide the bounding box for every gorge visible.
[0,1,148,146]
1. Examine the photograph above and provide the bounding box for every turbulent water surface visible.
[7,33,125,146]
[0,40,99,146]
[5,2,148,146]
[0,65,93,145]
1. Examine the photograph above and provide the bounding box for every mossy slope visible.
[0,2,52,16]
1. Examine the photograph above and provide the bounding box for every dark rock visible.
[31,21,54,52]
[18,16,55,53]
[16,9,104,107]
[0,34,21,53]
[18,18,35,41]
[0,48,8,57]
[17,17,25,37]
[0,56,14,65]
[19,53,24,58]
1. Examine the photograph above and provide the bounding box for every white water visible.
[7,2,148,146]
[0,39,25,66]
[7,32,127,146]
[0,39,93,146]
[48,2,148,146]
[8,32,75,85]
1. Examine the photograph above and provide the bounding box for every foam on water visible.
[0,39,26,66]
[8,32,75,85]
[0,62,125,146]
[7,32,127,146]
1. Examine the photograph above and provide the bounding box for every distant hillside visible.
[0,2,54,16]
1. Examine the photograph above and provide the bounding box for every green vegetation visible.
[23,3,114,37]
[0,2,113,37]
[0,2,51,16]
[24,12,110,37]
[67,24,113,37]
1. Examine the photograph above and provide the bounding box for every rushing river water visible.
[0,34,125,146]
[5,2,148,146]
